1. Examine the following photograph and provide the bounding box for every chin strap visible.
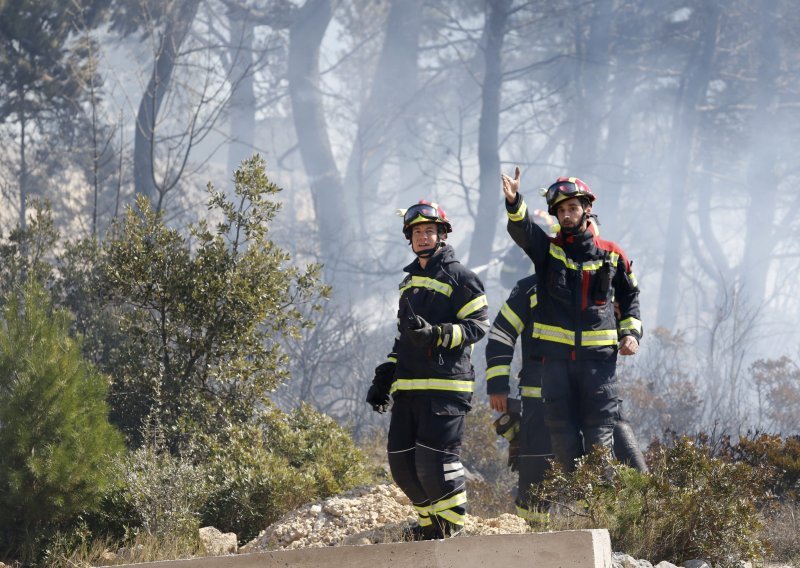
[415,240,444,258]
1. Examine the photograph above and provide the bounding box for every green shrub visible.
[541,436,770,567]
[198,403,371,544]
[0,282,124,563]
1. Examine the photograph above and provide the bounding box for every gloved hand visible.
[373,361,396,386]
[366,384,391,413]
[405,315,442,348]
[493,407,521,471]
[366,361,396,413]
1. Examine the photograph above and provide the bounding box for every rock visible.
[99,550,118,563]
[684,560,712,568]
[654,562,679,568]
[198,526,238,556]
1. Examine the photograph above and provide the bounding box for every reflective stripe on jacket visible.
[505,194,642,360]
[388,244,489,403]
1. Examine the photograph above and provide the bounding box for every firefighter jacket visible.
[386,244,490,404]
[505,194,642,359]
[485,274,541,397]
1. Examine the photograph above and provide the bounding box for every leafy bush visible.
[0,282,124,563]
[67,155,328,450]
[198,403,371,544]
[541,436,771,567]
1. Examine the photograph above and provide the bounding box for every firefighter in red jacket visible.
[487,268,647,525]
[366,201,489,540]
[500,168,642,472]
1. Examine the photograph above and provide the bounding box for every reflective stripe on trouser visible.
[387,395,468,528]
[540,358,620,472]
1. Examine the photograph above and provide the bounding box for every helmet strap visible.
[560,209,592,236]
[409,226,447,258]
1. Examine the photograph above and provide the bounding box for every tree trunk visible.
[342,0,422,235]
[740,0,780,308]
[655,0,719,330]
[287,0,349,285]
[226,10,256,178]
[18,108,28,231]
[468,0,511,269]
[133,0,201,210]
[569,0,613,176]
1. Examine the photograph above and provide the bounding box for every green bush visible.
[198,403,371,544]
[541,436,770,567]
[0,282,124,563]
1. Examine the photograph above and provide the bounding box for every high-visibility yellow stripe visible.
[400,275,453,297]
[581,329,618,346]
[548,244,580,270]
[508,200,527,222]
[549,245,619,272]
[486,365,511,380]
[431,491,467,513]
[629,272,638,288]
[521,386,542,398]
[419,516,433,526]
[414,504,431,515]
[387,356,397,363]
[532,322,575,346]
[530,293,538,309]
[619,317,642,333]
[437,509,465,525]
[500,302,524,334]
[450,324,464,348]
[390,379,474,394]
[457,294,488,319]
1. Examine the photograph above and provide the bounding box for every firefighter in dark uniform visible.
[366,200,490,540]
[500,168,643,472]
[487,267,647,526]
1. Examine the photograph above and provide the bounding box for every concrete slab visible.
[105,529,612,568]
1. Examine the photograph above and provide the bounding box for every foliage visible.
[0,281,124,563]
[90,155,328,448]
[719,432,800,499]
[541,436,771,567]
[198,402,371,544]
[0,200,59,297]
[0,0,108,125]
[750,356,800,435]
[115,445,209,541]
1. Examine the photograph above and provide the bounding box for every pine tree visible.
[0,281,124,561]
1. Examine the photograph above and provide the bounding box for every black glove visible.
[366,361,396,413]
[493,408,521,471]
[373,361,396,387]
[366,384,391,413]
[405,315,442,348]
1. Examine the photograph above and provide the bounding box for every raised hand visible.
[501,166,521,203]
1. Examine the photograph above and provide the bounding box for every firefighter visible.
[500,168,643,473]
[366,200,490,540]
[486,270,647,525]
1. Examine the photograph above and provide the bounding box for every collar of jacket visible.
[403,243,456,273]
[555,226,597,260]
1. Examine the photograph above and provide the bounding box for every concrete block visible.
[103,529,612,568]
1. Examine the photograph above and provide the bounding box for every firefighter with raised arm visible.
[487,264,647,526]
[500,169,642,473]
[366,201,490,540]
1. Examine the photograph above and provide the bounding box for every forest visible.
[0,0,799,565]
